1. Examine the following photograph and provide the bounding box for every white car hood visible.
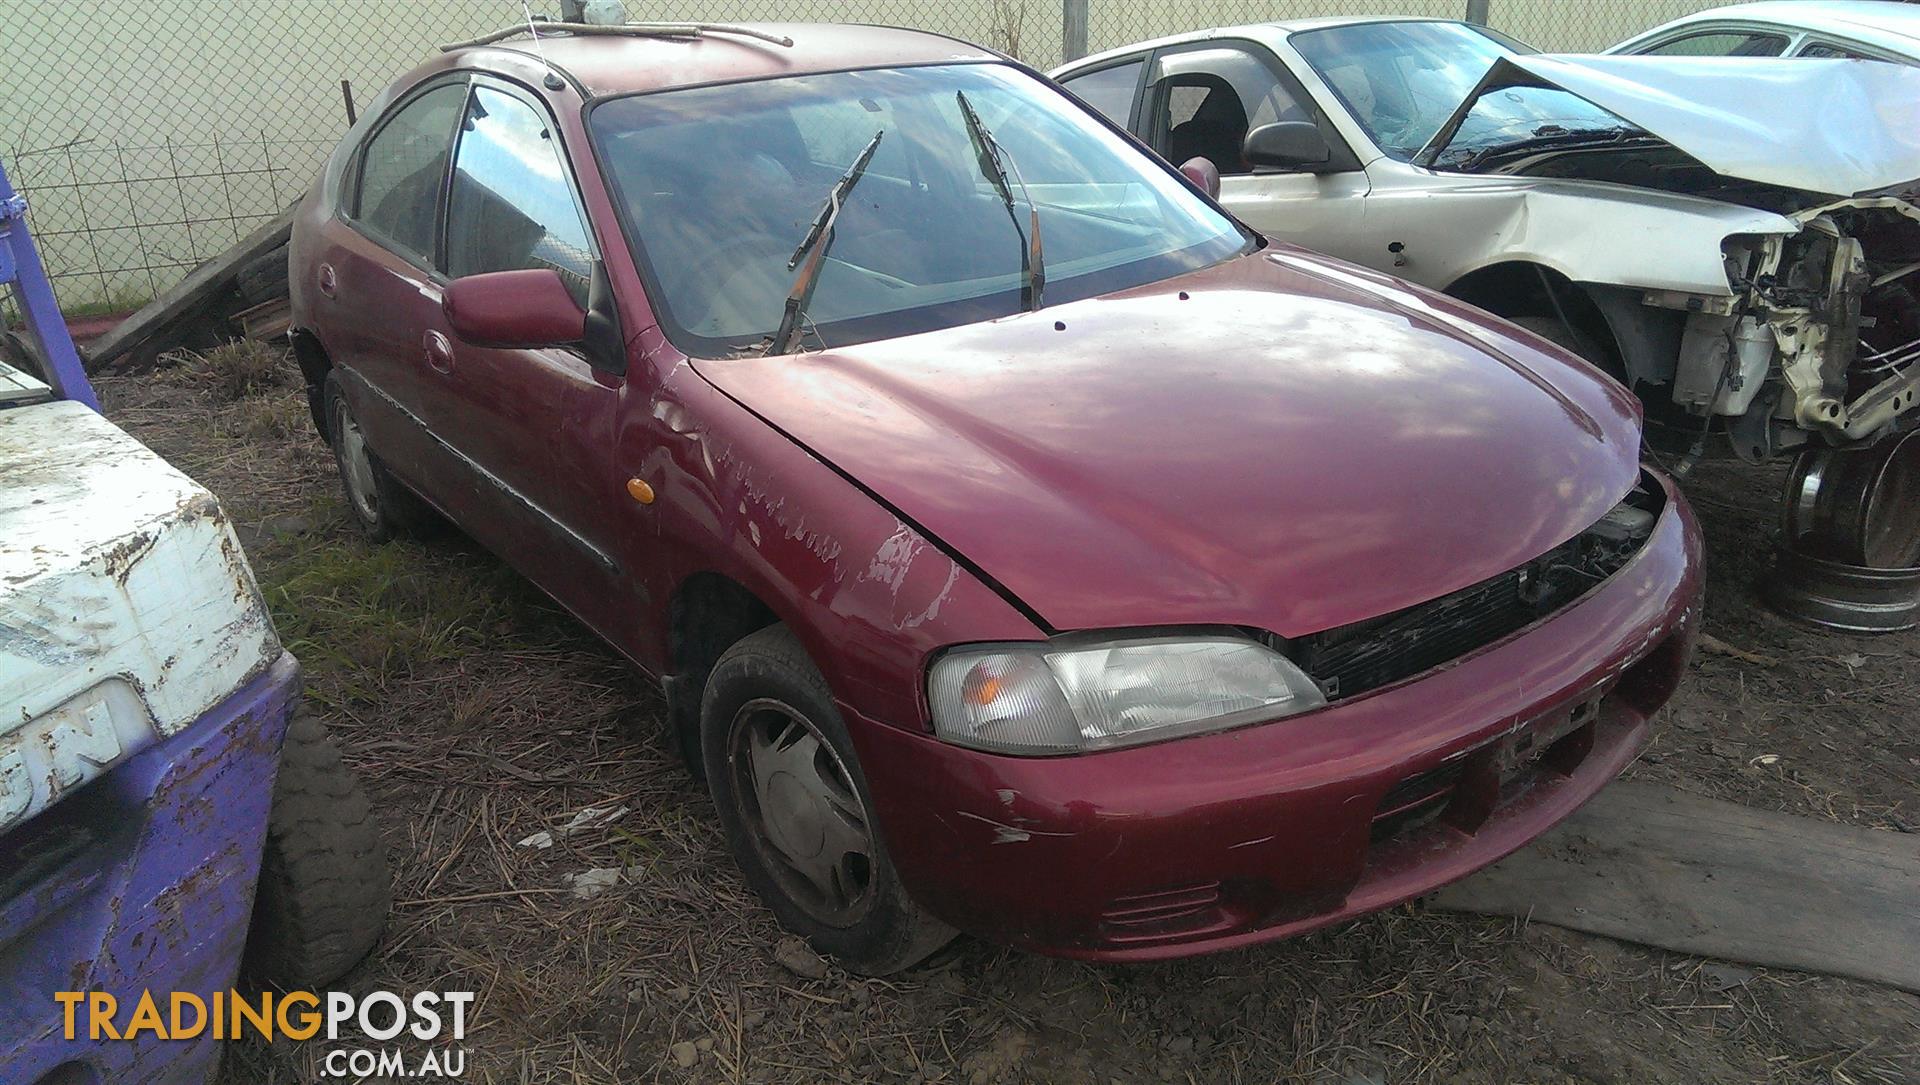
[1443,54,1920,198]
[0,400,281,830]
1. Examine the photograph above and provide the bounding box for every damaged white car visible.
[1052,18,1920,474]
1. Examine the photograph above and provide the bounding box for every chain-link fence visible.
[4,0,1738,313]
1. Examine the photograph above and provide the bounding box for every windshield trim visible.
[581,59,1258,361]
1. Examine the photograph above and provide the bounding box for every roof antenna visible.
[520,1,567,89]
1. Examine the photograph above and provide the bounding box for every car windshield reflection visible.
[1291,19,1569,162]
[589,62,1249,357]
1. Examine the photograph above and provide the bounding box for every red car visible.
[288,22,1701,973]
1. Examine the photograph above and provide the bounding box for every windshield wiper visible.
[956,90,1044,312]
[1450,127,1654,171]
[767,129,884,355]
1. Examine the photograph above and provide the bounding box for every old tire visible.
[324,369,434,542]
[245,710,390,988]
[0,331,48,383]
[237,244,291,305]
[701,624,955,975]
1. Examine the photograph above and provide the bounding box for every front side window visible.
[590,62,1248,357]
[1639,29,1789,57]
[1291,20,1530,160]
[445,85,594,298]
[1061,59,1145,125]
[1149,46,1312,175]
[354,82,466,260]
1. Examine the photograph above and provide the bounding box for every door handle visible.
[423,330,454,374]
[318,263,337,298]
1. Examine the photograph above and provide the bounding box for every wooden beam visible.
[1429,781,1920,993]
[84,205,295,371]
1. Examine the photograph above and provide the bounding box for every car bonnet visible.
[690,249,1644,638]
[1421,54,1920,198]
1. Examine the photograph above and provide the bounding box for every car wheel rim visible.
[334,401,380,524]
[1861,431,1920,568]
[728,697,876,927]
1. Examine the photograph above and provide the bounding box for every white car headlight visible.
[926,635,1326,755]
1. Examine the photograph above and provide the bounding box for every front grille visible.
[1099,882,1225,941]
[1287,479,1663,701]
[1369,759,1466,843]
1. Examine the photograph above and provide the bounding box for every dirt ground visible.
[99,343,1919,1084]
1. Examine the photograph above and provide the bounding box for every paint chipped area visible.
[859,521,962,630]
[712,440,849,589]
[943,788,1076,846]
[0,401,280,744]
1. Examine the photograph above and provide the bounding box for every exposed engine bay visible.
[1424,55,1920,465]
[1657,197,1920,461]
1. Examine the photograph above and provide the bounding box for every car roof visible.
[1052,16,1478,73]
[461,23,1003,98]
[1627,1,1920,51]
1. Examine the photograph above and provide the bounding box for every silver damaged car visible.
[1052,18,1920,480]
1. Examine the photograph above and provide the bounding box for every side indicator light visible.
[626,478,655,505]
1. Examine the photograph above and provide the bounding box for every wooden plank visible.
[84,206,295,370]
[235,297,291,341]
[1428,780,1920,993]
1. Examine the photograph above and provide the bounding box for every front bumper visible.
[0,653,299,1084]
[848,478,1702,961]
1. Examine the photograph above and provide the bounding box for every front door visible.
[430,78,635,640]
[1140,41,1371,260]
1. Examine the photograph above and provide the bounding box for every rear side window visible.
[445,85,594,299]
[354,83,466,260]
[1639,30,1789,57]
[1799,41,1877,60]
[1061,59,1145,125]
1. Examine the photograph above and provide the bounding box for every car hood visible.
[1428,54,1920,198]
[692,249,1643,637]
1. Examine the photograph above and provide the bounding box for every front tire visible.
[1510,314,1610,371]
[324,370,433,542]
[245,710,391,988]
[701,625,954,975]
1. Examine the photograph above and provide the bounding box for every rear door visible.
[323,77,471,509]
[1056,55,1148,128]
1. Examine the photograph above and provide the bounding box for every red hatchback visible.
[289,22,1701,973]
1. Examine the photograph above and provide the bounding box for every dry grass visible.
[92,341,1920,1084]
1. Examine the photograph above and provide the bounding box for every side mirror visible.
[442,268,586,348]
[1178,157,1221,200]
[1243,121,1332,172]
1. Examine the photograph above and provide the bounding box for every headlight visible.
[926,635,1326,755]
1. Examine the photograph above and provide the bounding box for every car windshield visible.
[1287,20,1630,163]
[590,62,1249,357]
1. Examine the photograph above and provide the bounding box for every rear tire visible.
[244,710,390,988]
[324,370,434,541]
[701,624,955,975]
[0,331,48,383]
